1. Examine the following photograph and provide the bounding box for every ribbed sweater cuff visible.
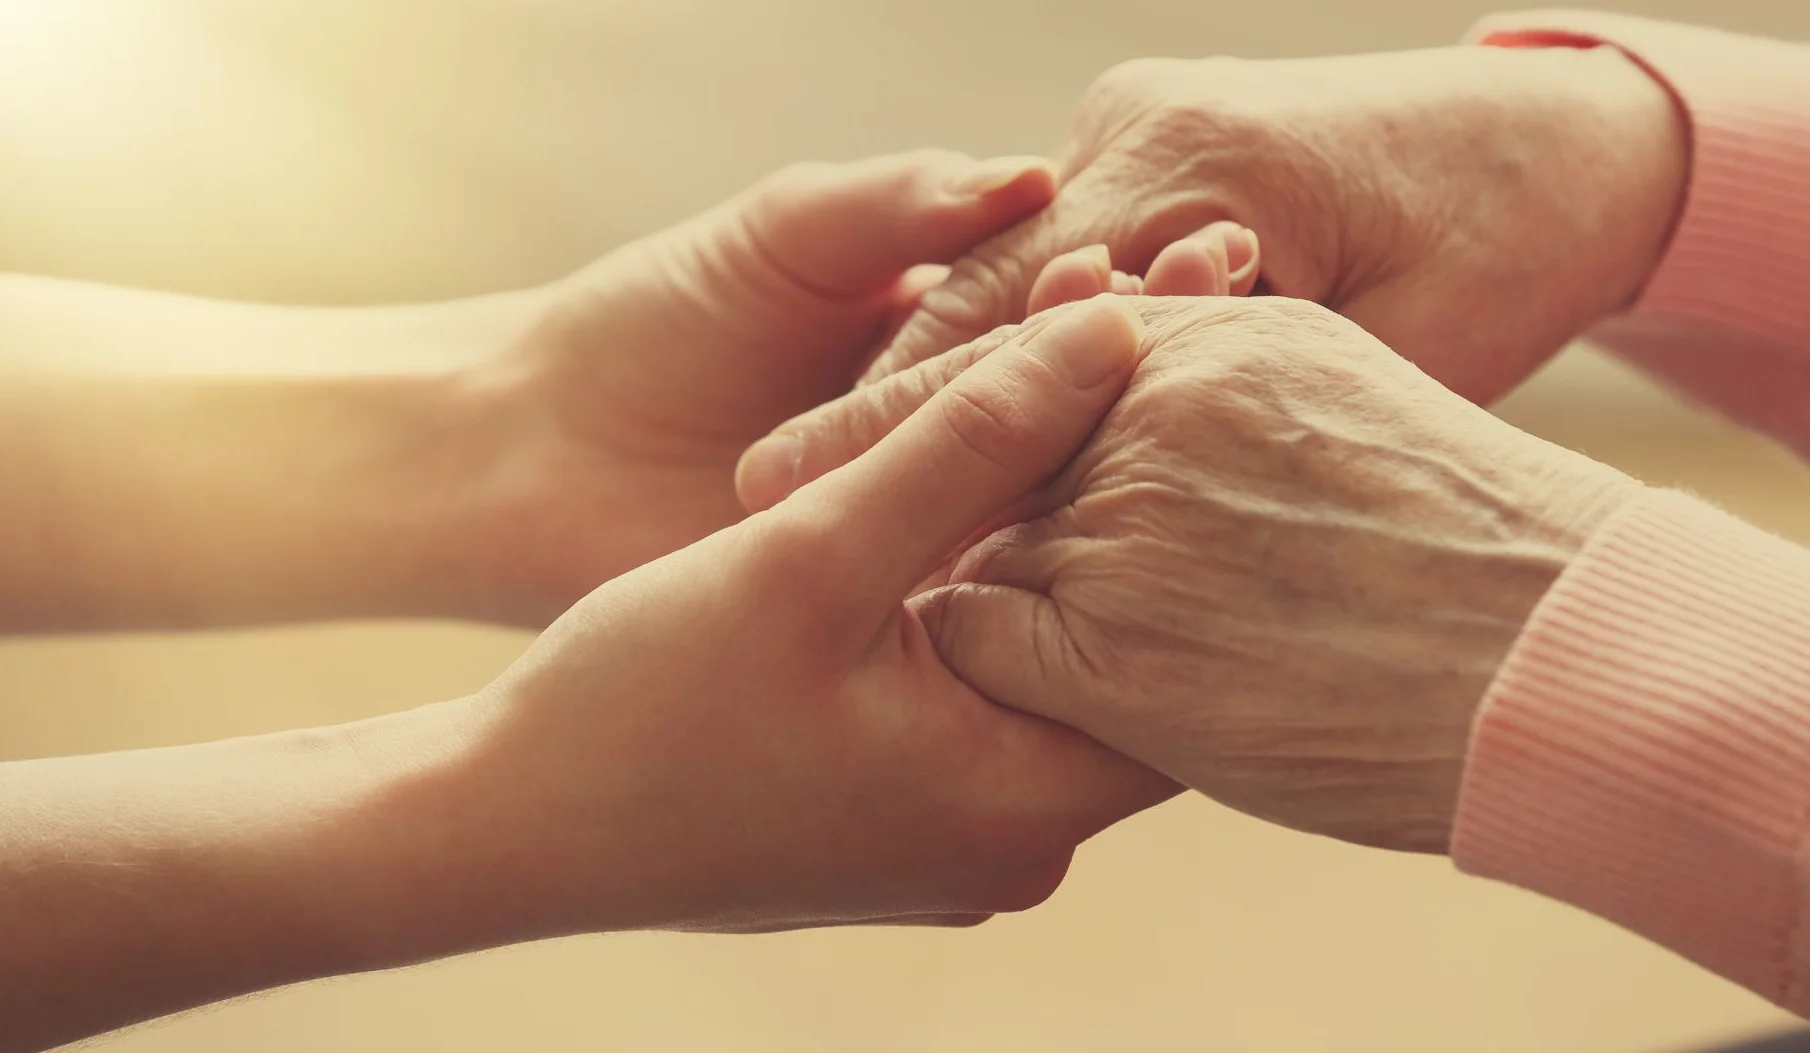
[1453,489,1810,1009]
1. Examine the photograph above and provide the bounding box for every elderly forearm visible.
[0,274,544,630]
[1472,11,1810,458]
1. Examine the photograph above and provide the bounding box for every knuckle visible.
[779,418,837,492]
[934,373,1035,475]
[1122,95,1255,178]
[915,251,1029,335]
[792,398,874,479]
[1117,297,1384,451]
[802,344,992,482]
[1085,56,1184,106]
[1140,294,1357,360]
[1251,297,1378,353]
[898,330,1002,403]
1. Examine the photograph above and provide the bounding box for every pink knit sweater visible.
[1452,11,1810,1013]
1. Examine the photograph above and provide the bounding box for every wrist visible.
[162,368,533,625]
[1423,441,1643,849]
[0,283,554,629]
[432,341,621,626]
[1490,38,1690,318]
[273,696,555,964]
[186,290,562,626]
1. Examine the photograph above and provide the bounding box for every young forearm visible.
[0,697,527,1052]
[0,274,547,630]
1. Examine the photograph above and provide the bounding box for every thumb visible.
[736,240,1141,514]
[736,316,1047,513]
[911,582,1089,730]
[735,150,1057,301]
[794,296,1141,606]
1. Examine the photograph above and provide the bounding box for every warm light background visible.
[3,1,1809,1050]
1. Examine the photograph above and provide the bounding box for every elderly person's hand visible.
[749,295,1640,851]
[863,44,1688,405]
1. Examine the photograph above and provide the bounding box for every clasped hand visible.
[471,36,1689,925]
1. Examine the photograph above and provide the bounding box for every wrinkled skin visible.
[909,298,1641,852]
[867,45,1688,405]
[764,294,1641,852]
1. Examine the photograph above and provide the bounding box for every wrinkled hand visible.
[463,150,1057,624]
[736,234,1257,509]
[756,296,1641,852]
[458,301,1175,935]
[866,44,1687,404]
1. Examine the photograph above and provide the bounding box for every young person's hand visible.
[0,151,1056,631]
[465,150,1058,622]
[0,299,1177,1053]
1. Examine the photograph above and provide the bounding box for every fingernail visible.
[1223,225,1258,279]
[909,586,956,641]
[1037,297,1143,388]
[734,433,804,511]
[948,155,1054,198]
[1079,243,1112,283]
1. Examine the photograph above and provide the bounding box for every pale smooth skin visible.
[857,44,1689,403]
[0,299,1179,1053]
[0,149,1059,631]
[747,292,1640,854]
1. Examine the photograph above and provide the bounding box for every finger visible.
[799,296,1143,604]
[741,151,1058,302]
[735,316,1052,513]
[861,162,1228,383]
[912,582,1090,732]
[946,515,1072,595]
[1224,224,1261,296]
[1145,222,1260,298]
[911,581,1184,830]
[1111,271,1144,296]
[864,263,952,369]
[860,180,1121,383]
[1025,244,1111,316]
[1145,237,1227,297]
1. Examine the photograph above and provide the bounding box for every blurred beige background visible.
[3,1,1809,1050]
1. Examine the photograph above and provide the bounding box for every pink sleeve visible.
[1468,11,1810,459]
[1452,489,1810,1013]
